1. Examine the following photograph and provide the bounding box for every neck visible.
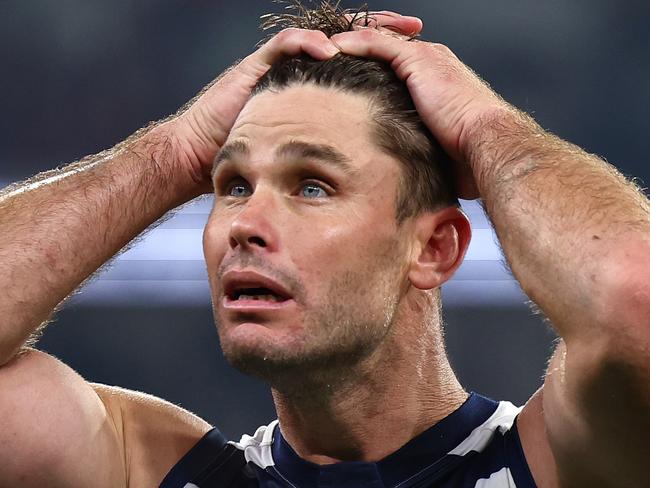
[271,294,468,464]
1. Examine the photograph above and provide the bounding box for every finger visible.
[330,29,410,72]
[256,28,339,67]
[345,11,423,36]
[182,29,340,152]
[372,12,423,36]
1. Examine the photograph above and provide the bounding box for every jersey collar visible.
[271,392,499,487]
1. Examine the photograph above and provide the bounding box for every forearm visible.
[0,27,343,368]
[0,121,199,365]
[468,110,650,340]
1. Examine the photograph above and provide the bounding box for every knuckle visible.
[429,42,454,57]
[273,27,328,46]
[357,28,378,42]
[273,27,312,45]
[275,27,299,41]
[410,41,430,56]
[306,29,328,42]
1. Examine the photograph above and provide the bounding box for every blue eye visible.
[228,183,251,198]
[301,183,328,199]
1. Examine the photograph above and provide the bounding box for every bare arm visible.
[467,105,650,487]
[0,349,212,487]
[333,29,650,486]
[0,122,197,366]
[0,27,339,368]
[0,28,340,487]
[0,120,211,488]
[466,112,649,342]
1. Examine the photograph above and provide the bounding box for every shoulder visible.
[0,349,212,488]
[0,349,126,487]
[92,382,213,487]
[159,421,279,488]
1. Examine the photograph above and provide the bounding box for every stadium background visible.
[1,0,648,439]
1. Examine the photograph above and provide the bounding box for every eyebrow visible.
[276,141,355,174]
[211,140,357,178]
[212,140,249,178]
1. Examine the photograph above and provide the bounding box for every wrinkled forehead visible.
[226,85,377,164]
[213,85,402,196]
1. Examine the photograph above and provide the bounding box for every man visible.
[1,4,648,488]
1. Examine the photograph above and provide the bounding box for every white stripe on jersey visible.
[474,466,516,487]
[448,400,521,456]
[229,401,522,485]
[229,419,278,468]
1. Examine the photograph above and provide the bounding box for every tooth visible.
[236,294,280,302]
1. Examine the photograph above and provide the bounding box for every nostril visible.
[248,236,266,248]
[229,235,267,249]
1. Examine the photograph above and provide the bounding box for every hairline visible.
[218,82,451,222]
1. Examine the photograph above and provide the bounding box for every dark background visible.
[1,0,647,439]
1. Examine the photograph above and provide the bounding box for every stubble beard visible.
[215,247,404,396]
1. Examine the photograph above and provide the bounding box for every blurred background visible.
[1,0,648,439]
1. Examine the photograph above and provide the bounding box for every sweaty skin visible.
[0,11,649,488]
[0,27,345,488]
[0,16,444,488]
[205,85,469,463]
[332,28,650,487]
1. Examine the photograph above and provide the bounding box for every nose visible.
[228,191,278,252]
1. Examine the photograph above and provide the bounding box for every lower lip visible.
[222,296,295,311]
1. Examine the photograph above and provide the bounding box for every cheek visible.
[293,213,398,285]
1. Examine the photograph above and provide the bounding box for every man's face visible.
[203,85,411,383]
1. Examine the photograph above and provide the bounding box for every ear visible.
[408,206,472,290]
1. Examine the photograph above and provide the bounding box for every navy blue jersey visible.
[160,393,536,487]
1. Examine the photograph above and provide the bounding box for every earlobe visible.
[408,207,472,290]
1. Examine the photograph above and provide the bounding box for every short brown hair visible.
[255,1,459,222]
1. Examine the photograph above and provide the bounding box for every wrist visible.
[461,106,543,195]
[126,119,212,207]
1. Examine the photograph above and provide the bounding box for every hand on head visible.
[172,7,504,200]
[171,27,338,193]
[330,27,511,200]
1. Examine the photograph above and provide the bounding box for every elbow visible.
[596,247,650,359]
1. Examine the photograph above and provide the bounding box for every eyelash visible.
[219,177,335,199]
[299,179,334,197]
[222,178,250,198]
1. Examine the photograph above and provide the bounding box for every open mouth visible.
[222,269,294,309]
[229,287,289,303]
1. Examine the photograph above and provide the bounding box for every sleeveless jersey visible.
[160,392,537,487]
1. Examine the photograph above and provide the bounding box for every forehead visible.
[226,85,381,168]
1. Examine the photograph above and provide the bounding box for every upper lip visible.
[222,269,292,300]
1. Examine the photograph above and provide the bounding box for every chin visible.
[213,306,394,388]
[218,319,310,374]
[220,329,378,396]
